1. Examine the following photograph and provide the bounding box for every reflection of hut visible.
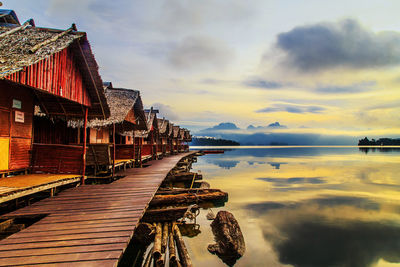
[135,108,159,163]
[157,118,170,158]
[83,86,147,176]
[0,19,109,200]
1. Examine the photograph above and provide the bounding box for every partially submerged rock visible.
[207,211,245,266]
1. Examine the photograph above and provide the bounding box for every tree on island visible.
[358,137,400,146]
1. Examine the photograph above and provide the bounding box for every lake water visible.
[184,146,400,267]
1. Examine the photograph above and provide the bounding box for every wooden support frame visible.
[81,107,88,185]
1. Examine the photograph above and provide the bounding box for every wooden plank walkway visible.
[0,174,82,204]
[0,152,195,267]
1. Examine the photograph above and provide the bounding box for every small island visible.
[190,137,240,146]
[358,137,400,146]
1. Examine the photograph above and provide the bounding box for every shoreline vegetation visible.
[358,137,400,146]
[190,137,240,146]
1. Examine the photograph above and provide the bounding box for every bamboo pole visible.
[142,246,153,267]
[81,107,88,185]
[0,20,31,39]
[173,223,193,267]
[112,123,116,178]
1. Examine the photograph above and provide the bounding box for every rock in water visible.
[207,211,245,266]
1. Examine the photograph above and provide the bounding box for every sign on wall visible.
[15,111,24,123]
[12,99,21,109]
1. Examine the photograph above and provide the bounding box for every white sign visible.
[12,99,21,109]
[15,111,24,123]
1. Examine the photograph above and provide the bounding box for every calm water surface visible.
[184,146,400,267]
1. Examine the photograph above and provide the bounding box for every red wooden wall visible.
[5,47,91,107]
[0,81,34,171]
[142,144,152,156]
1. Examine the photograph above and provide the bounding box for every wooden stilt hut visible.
[157,118,170,158]
[0,19,110,201]
[172,126,181,154]
[183,129,192,152]
[134,108,159,162]
[166,121,174,155]
[83,86,147,176]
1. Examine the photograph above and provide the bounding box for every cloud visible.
[316,81,376,94]
[274,19,400,71]
[243,78,283,89]
[256,103,326,114]
[150,102,179,121]
[167,36,233,70]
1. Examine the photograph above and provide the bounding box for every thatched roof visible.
[69,88,147,131]
[0,25,81,78]
[87,88,145,129]
[134,109,159,138]
[0,23,110,119]
[172,126,181,138]
[157,118,169,135]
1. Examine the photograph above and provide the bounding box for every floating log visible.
[150,189,228,206]
[153,223,162,260]
[173,223,193,267]
[157,188,220,195]
[131,223,155,247]
[166,172,202,182]
[161,222,168,253]
[142,207,190,222]
[169,225,181,267]
[207,211,245,266]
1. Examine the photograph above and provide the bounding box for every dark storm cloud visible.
[168,36,233,70]
[275,19,400,71]
[257,177,326,185]
[151,102,179,120]
[256,104,325,114]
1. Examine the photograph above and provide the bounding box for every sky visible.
[3,0,400,137]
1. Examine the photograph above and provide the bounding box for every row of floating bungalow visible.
[0,10,191,204]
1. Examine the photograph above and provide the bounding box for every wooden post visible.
[112,123,116,177]
[81,107,88,185]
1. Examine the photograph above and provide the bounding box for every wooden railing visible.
[32,143,83,174]
[142,144,153,156]
[115,144,135,160]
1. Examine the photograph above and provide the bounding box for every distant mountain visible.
[202,122,240,131]
[247,122,287,130]
[267,122,286,128]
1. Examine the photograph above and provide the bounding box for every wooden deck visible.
[0,174,81,204]
[0,151,195,266]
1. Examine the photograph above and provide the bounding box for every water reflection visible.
[185,147,400,267]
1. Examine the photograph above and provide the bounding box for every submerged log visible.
[150,189,228,206]
[173,223,193,267]
[207,211,245,266]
